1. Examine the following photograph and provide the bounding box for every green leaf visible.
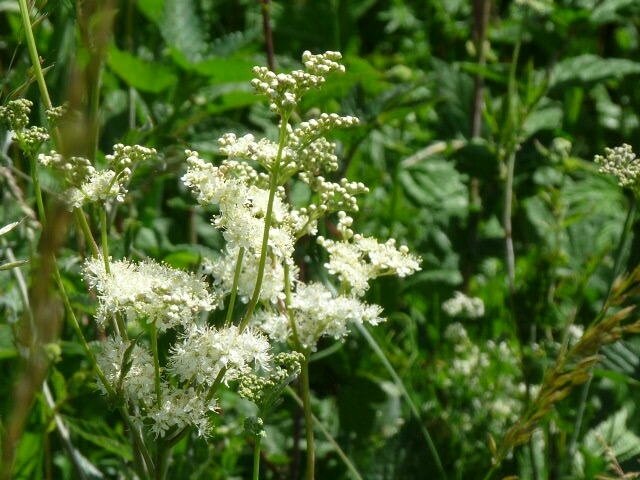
[0,219,22,236]
[171,52,255,82]
[107,46,177,93]
[66,418,133,461]
[136,0,164,23]
[522,105,563,138]
[0,259,28,271]
[160,0,207,62]
[552,54,640,86]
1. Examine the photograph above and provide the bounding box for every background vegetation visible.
[3,0,640,478]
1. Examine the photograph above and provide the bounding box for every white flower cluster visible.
[257,282,383,351]
[83,257,218,331]
[436,323,531,458]
[39,144,157,208]
[95,336,218,438]
[442,291,485,318]
[0,99,50,149]
[202,247,295,304]
[318,217,421,296]
[96,336,155,401]
[251,51,345,113]
[170,325,271,386]
[595,144,640,192]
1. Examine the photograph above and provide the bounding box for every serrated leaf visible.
[107,46,177,93]
[160,0,207,62]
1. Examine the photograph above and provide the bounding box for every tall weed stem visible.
[300,357,315,480]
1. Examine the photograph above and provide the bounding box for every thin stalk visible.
[100,207,127,338]
[155,441,168,480]
[99,208,110,273]
[224,247,245,327]
[504,150,516,296]
[150,323,162,407]
[355,323,446,479]
[54,266,113,396]
[74,209,100,257]
[206,367,227,402]
[240,114,290,331]
[300,357,315,480]
[285,387,364,480]
[252,436,262,480]
[283,261,302,348]
[471,0,491,138]
[29,155,46,226]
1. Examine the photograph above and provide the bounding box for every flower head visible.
[595,144,640,192]
[83,257,218,331]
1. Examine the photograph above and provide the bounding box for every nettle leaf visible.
[107,46,177,93]
[590,0,638,24]
[160,0,207,62]
[582,406,640,462]
[552,54,640,86]
[398,158,468,222]
[522,104,563,138]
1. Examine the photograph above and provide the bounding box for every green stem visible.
[17,0,61,147]
[285,387,363,480]
[99,208,110,273]
[206,367,227,402]
[252,436,261,480]
[99,207,127,338]
[300,357,315,480]
[239,115,290,331]
[150,323,162,407]
[224,247,245,327]
[74,209,100,257]
[482,463,499,480]
[283,261,302,348]
[155,441,168,480]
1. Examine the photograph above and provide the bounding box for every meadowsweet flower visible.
[169,325,272,386]
[0,99,50,149]
[251,51,345,113]
[595,144,640,192]
[39,144,156,208]
[203,246,295,304]
[439,323,527,442]
[83,257,218,331]
[318,223,422,296]
[95,336,155,401]
[257,282,383,350]
[145,386,217,438]
[0,99,32,130]
[183,150,295,259]
[442,291,485,318]
[238,351,304,405]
